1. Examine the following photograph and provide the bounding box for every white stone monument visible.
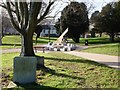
[47,28,76,51]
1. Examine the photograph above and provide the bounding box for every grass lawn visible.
[1,35,120,49]
[1,35,21,49]
[1,35,57,49]
[81,43,119,56]
[2,52,120,89]
[78,37,120,46]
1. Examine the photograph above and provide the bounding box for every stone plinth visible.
[13,56,37,84]
[36,56,44,67]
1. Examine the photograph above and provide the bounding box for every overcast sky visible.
[0,0,118,19]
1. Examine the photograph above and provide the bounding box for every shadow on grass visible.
[39,37,57,41]
[85,38,120,45]
[88,41,120,45]
[45,57,111,68]
[2,83,60,90]
[38,66,85,80]
[2,43,21,46]
[33,40,48,44]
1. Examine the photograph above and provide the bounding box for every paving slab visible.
[64,51,119,69]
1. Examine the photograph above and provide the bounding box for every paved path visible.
[1,45,88,53]
[64,51,120,70]
[2,46,119,70]
[1,48,45,53]
[2,49,21,53]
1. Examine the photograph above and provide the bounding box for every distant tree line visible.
[91,1,120,42]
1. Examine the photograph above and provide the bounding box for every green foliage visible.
[90,11,102,35]
[94,1,120,42]
[2,52,120,88]
[60,2,89,43]
[54,19,61,35]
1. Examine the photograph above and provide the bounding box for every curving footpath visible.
[63,51,120,70]
[2,46,120,70]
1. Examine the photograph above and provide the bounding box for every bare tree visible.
[1,8,12,38]
[0,0,57,56]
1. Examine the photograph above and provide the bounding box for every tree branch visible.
[37,1,54,24]
[11,2,15,7]
[28,2,42,35]
[23,2,29,30]
[19,2,24,29]
[0,3,16,13]
[15,2,21,23]
[6,2,26,36]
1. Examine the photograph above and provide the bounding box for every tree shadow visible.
[98,61,120,70]
[86,38,120,45]
[39,37,57,41]
[9,65,85,89]
[38,66,85,80]
[2,43,21,46]
[33,40,48,44]
[45,57,111,68]
[88,41,120,45]
[4,83,60,90]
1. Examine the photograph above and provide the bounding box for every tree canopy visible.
[93,1,120,41]
[60,2,89,43]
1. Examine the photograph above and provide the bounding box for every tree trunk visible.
[99,32,102,37]
[72,37,79,43]
[109,33,115,42]
[20,34,35,56]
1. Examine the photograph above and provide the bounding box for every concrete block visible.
[67,47,72,51]
[13,56,37,84]
[61,47,67,51]
[36,56,44,67]
[54,48,57,51]
[49,47,54,51]
[57,48,60,51]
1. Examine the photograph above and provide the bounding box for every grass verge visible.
[81,43,119,56]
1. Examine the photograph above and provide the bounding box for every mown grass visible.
[81,43,119,56]
[1,35,120,56]
[33,37,57,45]
[1,35,57,49]
[1,35,120,49]
[1,35,21,49]
[78,37,120,46]
[2,52,120,89]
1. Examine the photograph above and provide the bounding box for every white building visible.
[40,25,58,37]
[40,18,58,37]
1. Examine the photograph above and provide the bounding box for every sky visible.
[0,0,118,19]
[50,0,118,19]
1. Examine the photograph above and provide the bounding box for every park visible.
[0,0,120,89]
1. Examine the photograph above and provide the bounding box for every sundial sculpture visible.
[54,28,68,45]
[46,28,76,51]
